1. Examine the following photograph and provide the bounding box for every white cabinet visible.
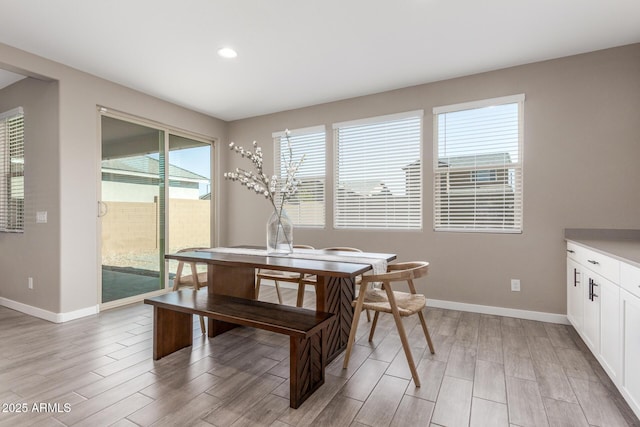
[567,242,619,358]
[598,274,620,381]
[620,264,640,417]
[581,269,600,352]
[566,240,637,419]
[566,257,583,330]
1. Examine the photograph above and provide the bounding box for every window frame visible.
[272,125,326,228]
[332,110,423,230]
[433,94,525,234]
[0,106,25,233]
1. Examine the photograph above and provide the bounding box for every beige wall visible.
[0,42,226,314]
[0,77,60,312]
[224,44,640,315]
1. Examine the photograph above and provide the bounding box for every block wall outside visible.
[168,199,211,252]
[102,200,210,256]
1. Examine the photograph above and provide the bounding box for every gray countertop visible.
[565,228,640,268]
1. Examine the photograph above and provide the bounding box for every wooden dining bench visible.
[144,289,334,408]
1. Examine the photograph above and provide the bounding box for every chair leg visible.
[173,261,185,291]
[296,283,305,307]
[369,311,380,342]
[383,284,421,387]
[418,311,435,354]
[255,276,262,299]
[274,281,283,304]
[356,284,371,322]
[199,315,206,334]
[343,291,367,369]
[393,312,421,387]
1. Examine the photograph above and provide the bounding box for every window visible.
[273,126,325,227]
[433,94,524,233]
[0,107,25,233]
[334,111,422,229]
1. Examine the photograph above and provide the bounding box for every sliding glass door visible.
[99,113,212,305]
[166,134,212,289]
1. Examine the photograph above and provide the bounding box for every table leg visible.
[152,306,193,360]
[315,275,356,362]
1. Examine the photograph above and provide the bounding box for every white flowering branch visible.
[224,130,304,245]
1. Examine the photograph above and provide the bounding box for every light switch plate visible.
[36,211,47,223]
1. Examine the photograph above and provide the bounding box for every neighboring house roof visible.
[102,155,208,182]
[338,179,390,197]
[439,152,513,168]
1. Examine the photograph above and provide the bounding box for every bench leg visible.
[289,329,326,409]
[152,306,193,360]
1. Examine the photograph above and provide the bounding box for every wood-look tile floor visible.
[0,286,638,427]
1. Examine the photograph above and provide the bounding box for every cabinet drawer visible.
[577,246,620,283]
[621,262,640,299]
[566,242,582,261]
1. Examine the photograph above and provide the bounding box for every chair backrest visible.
[293,244,315,250]
[322,246,363,253]
[362,261,429,284]
[177,247,208,253]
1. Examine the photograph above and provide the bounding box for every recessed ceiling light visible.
[217,47,238,59]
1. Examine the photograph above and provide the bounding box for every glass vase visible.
[266,209,293,254]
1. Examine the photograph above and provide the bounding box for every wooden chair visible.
[255,244,315,305]
[342,261,434,386]
[300,247,370,320]
[172,247,208,334]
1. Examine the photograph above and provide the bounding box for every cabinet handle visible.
[588,278,593,301]
[588,259,599,265]
[573,268,579,287]
[591,281,599,300]
[567,249,575,253]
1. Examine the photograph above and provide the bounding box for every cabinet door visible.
[599,276,620,381]
[621,289,640,419]
[582,271,600,353]
[567,258,583,331]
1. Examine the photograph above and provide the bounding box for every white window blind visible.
[433,95,524,233]
[0,107,25,233]
[333,111,422,229]
[273,126,325,227]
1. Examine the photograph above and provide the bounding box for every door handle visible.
[97,201,108,217]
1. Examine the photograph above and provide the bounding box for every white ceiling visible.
[1,1,639,121]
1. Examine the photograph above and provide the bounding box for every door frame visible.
[97,106,217,310]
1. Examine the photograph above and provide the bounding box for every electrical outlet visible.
[28,277,33,290]
[511,279,520,292]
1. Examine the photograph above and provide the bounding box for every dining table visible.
[165,246,396,362]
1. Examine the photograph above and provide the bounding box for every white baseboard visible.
[0,297,99,323]
[260,282,569,325]
[427,298,570,325]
